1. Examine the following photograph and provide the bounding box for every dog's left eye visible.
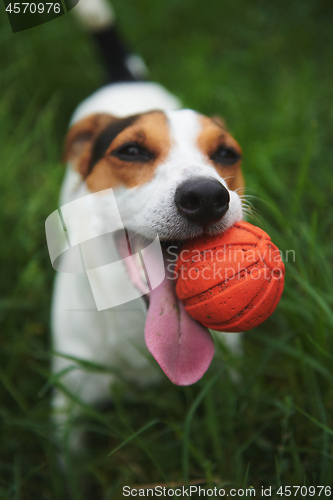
[112,142,153,162]
[211,146,241,165]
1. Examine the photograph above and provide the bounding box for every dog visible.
[50,0,245,446]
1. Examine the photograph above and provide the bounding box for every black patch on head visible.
[88,115,138,174]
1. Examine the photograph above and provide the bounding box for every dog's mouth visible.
[115,229,215,386]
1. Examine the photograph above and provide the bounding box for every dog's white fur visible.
[52,82,243,437]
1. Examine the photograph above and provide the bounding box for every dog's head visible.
[63,109,245,386]
[64,109,244,240]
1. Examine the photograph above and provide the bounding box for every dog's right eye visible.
[211,145,241,166]
[112,142,153,162]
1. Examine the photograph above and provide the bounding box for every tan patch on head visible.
[86,111,171,191]
[64,113,116,176]
[197,115,244,194]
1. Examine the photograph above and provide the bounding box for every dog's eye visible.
[112,142,153,162]
[211,146,241,165]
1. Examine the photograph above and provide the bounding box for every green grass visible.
[0,0,333,497]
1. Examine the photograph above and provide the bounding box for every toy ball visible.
[175,221,285,332]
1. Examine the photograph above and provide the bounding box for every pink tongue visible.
[144,272,215,386]
[117,232,215,386]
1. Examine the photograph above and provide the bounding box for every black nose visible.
[175,177,230,225]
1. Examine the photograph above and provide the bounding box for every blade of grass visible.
[108,419,160,456]
[182,373,220,484]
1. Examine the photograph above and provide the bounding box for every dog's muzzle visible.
[175,177,230,225]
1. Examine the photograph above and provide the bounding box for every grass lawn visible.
[0,0,332,498]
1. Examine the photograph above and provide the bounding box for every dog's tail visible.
[73,0,148,83]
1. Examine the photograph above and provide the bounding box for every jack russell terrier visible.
[50,0,245,440]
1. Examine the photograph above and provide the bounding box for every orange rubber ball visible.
[175,221,285,332]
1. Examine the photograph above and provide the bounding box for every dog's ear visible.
[63,113,115,176]
[211,115,227,130]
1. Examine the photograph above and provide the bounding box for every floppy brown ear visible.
[63,113,115,176]
[211,115,227,130]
